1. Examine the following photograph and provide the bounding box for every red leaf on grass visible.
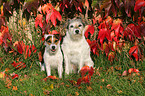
[85,25,94,38]
[11,61,26,69]
[133,69,139,73]
[35,14,43,28]
[128,68,134,74]
[129,45,142,61]
[77,66,94,85]
[43,76,58,82]
[48,76,58,80]
[80,66,90,77]
[122,70,128,76]
[98,28,111,45]
[12,74,19,79]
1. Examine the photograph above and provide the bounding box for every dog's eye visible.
[78,24,82,27]
[47,40,51,43]
[70,25,73,28]
[54,40,58,43]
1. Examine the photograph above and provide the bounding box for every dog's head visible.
[44,34,60,55]
[67,18,85,41]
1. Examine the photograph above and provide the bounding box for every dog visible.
[61,18,94,75]
[42,33,63,78]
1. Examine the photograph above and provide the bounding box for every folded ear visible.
[44,34,49,39]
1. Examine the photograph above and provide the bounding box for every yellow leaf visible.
[0,72,5,79]
[49,84,53,89]
[12,86,18,91]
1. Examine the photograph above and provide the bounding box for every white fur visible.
[61,19,94,75]
[43,34,63,78]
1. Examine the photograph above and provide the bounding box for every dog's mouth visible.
[51,49,56,52]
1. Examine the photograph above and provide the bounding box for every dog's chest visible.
[44,51,62,68]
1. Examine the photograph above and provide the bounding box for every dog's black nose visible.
[52,46,55,49]
[75,30,79,34]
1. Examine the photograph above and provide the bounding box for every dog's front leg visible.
[64,55,70,75]
[40,62,45,71]
[45,64,51,76]
[78,56,83,73]
[58,64,63,78]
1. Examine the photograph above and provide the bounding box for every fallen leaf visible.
[86,86,93,91]
[106,84,112,89]
[12,86,18,91]
[49,84,53,89]
[75,92,79,96]
[100,86,103,89]
[43,90,50,95]
[128,68,134,74]
[5,77,12,88]
[12,74,19,79]
[115,66,122,70]
[66,85,70,87]
[122,70,128,76]
[117,90,122,94]
[133,69,139,73]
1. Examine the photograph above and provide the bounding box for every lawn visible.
[0,0,145,96]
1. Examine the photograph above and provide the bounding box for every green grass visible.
[0,10,145,96]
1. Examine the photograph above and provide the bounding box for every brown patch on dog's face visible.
[46,35,60,45]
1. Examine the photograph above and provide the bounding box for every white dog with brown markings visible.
[61,18,94,75]
[42,34,63,78]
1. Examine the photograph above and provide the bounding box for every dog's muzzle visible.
[74,29,80,34]
[50,44,57,52]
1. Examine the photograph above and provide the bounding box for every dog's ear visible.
[66,19,71,29]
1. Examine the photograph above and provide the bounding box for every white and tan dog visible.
[42,34,63,78]
[61,18,94,74]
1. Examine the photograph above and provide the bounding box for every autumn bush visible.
[0,0,145,95]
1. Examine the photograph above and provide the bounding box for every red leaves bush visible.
[77,66,94,85]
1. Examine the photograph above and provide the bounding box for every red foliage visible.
[87,39,99,56]
[98,28,111,45]
[124,24,141,41]
[0,26,12,51]
[77,66,94,85]
[111,19,124,43]
[134,0,145,16]
[14,41,37,59]
[35,14,43,28]
[129,45,142,61]
[85,25,95,38]
[59,0,83,13]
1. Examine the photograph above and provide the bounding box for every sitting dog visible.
[42,34,63,78]
[61,18,94,74]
